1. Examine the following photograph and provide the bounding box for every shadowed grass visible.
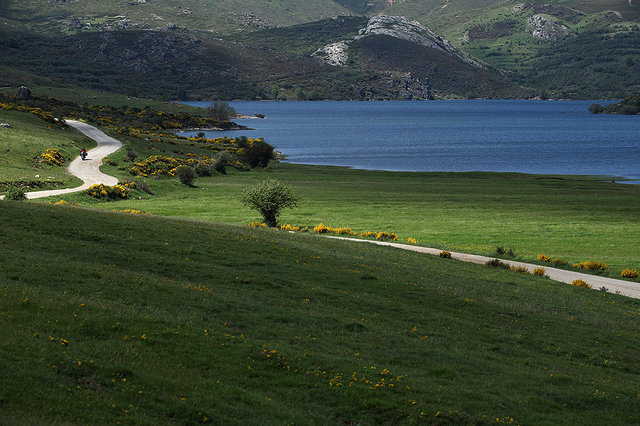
[1,201,640,423]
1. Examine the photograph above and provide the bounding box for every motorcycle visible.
[80,151,87,160]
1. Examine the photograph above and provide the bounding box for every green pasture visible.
[1,201,640,424]
[0,109,90,185]
[57,159,640,279]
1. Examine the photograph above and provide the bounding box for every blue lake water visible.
[181,100,640,181]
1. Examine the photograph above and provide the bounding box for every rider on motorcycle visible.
[80,147,87,160]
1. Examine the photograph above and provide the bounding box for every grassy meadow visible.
[2,105,640,423]
[2,201,640,424]
[57,158,640,279]
[0,109,91,186]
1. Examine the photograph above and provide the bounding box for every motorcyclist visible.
[80,147,87,160]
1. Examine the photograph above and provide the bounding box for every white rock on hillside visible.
[313,15,484,69]
[313,41,351,66]
[527,14,571,40]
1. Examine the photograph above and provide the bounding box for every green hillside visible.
[3,199,640,424]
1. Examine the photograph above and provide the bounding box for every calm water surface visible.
[181,100,640,181]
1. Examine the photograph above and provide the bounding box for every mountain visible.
[0,0,638,99]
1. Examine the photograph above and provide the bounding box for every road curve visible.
[2,120,122,200]
[328,236,640,300]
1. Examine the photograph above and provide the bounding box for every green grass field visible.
[2,200,640,424]
[0,109,91,186]
[55,159,640,280]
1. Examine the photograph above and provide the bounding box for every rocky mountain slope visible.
[1,0,638,99]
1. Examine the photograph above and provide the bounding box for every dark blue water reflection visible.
[181,100,640,180]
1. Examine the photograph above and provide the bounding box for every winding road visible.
[1,120,122,201]
[3,120,638,299]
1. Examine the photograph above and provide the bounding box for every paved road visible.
[1,120,122,200]
[328,236,640,299]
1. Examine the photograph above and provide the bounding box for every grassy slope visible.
[2,200,640,424]
[0,109,92,185]
[1,0,352,34]
[53,154,640,279]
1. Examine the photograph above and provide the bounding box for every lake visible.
[180,100,640,182]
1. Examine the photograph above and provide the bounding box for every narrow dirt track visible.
[328,236,640,300]
[0,120,122,201]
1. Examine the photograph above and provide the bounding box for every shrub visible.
[621,268,639,279]
[237,136,275,168]
[41,149,65,166]
[571,279,592,289]
[407,237,417,244]
[175,165,196,186]
[511,265,529,274]
[360,231,377,238]
[552,257,567,266]
[4,186,26,201]
[134,179,153,194]
[439,251,452,259]
[239,179,299,227]
[213,151,233,174]
[496,246,515,257]
[194,164,212,177]
[250,221,267,228]
[573,261,608,271]
[103,158,118,166]
[85,184,128,201]
[486,259,511,269]
[537,254,552,263]
[314,224,331,234]
[126,149,139,162]
[588,103,604,114]
[376,232,398,241]
[533,267,546,276]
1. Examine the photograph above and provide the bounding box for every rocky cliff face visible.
[313,15,484,69]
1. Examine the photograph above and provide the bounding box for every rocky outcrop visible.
[313,15,484,69]
[527,14,571,40]
[352,72,432,100]
[313,41,350,67]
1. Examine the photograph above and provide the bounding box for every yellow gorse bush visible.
[621,268,639,279]
[511,265,529,274]
[375,232,398,241]
[85,184,129,200]
[439,251,452,259]
[537,254,552,263]
[41,149,65,166]
[533,267,546,276]
[407,237,417,244]
[571,279,592,289]
[573,260,608,271]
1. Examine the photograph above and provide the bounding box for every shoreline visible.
[277,161,640,184]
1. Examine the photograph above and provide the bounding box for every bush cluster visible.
[85,184,129,201]
[41,149,65,166]
[572,261,608,271]
[3,186,27,201]
[621,268,639,279]
[571,279,592,289]
[175,165,196,186]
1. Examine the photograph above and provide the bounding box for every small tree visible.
[239,179,298,227]
[208,101,236,122]
[175,165,196,186]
